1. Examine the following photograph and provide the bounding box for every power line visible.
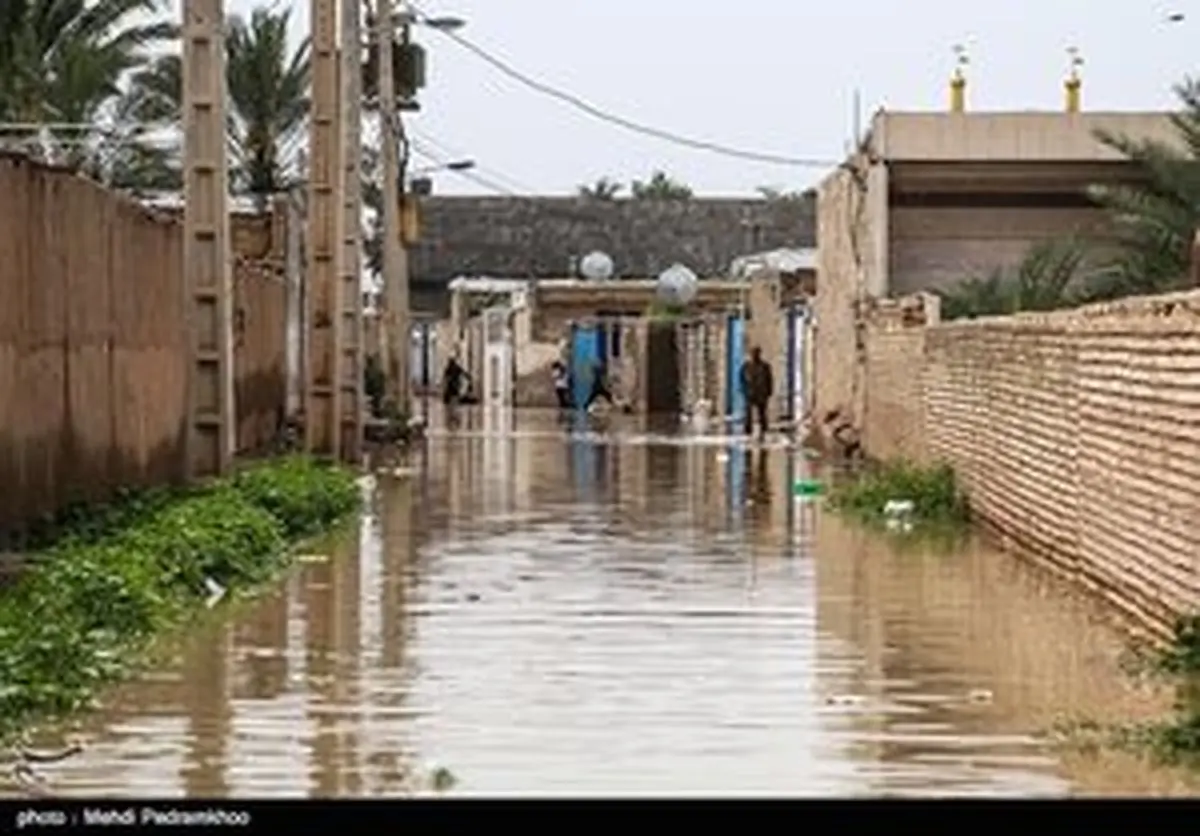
[411,144,520,195]
[410,3,839,168]
[408,126,536,192]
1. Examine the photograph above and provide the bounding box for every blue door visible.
[570,323,601,409]
[725,314,745,422]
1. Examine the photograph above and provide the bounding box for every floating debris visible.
[19,742,82,764]
[429,766,457,792]
[792,478,824,497]
[12,762,51,797]
[203,577,226,609]
[295,554,329,565]
[967,688,994,704]
[824,694,868,707]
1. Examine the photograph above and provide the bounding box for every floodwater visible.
[6,408,1198,797]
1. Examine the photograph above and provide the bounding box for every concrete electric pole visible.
[181,0,234,478]
[375,0,411,416]
[338,0,366,460]
[305,0,345,457]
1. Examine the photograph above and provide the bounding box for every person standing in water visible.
[442,355,467,406]
[585,358,616,412]
[739,346,774,440]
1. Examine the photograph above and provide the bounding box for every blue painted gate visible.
[570,322,602,410]
[725,314,746,423]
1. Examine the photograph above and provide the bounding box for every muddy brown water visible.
[5,409,1198,797]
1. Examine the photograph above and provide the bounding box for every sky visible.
[222,0,1198,197]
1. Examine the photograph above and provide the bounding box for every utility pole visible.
[339,0,366,460]
[376,0,410,416]
[305,0,344,457]
[181,0,234,478]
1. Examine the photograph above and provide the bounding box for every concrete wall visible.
[409,195,816,312]
[858,288,1200,640]
[888,205,1112,294]
[815,163,884,424]
[871,111,1178,161]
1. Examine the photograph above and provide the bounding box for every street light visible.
[423,15,467,31]
[394,8,467,31]
[408,159,475,176]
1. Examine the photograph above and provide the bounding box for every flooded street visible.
[9,410,1197,797]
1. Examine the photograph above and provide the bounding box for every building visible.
[408,194,815,314]
[814,66,1178,421]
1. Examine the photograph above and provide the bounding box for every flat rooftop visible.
[869,110,1179,162]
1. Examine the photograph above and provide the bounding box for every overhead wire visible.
[408,126,535,192]
[410,144,520,195]
[409,3,839,168]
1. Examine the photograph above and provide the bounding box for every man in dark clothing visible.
[739,346,774,440]
[442,356,467,406]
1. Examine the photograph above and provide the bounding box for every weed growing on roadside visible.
[1051,615,1200,770]
[0,456,360,746]
[827,460,970,528]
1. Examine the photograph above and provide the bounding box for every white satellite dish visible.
[656,263,699,306]
[580,250,615,280]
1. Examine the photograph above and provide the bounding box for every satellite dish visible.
[579,250,615,280]
[656,263,698,306]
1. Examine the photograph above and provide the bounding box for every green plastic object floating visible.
[792,478,824,497]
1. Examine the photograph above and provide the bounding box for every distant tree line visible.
[576,172,815,204]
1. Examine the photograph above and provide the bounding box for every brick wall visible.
[859,289,1200,639]
[861,295,938,460]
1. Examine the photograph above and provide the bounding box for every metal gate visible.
[785,304,808,420]
[482,307,512,407]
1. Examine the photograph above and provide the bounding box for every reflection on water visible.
[6,408,1197,797]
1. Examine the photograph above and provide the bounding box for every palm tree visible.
[1084,77,1200,300]
[631,170,692,200]
[0,0,174,166]
[126,4,310,205]
[578,176,623,200]
[939,239,1084,320]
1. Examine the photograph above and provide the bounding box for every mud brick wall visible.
[860,289,1200,639]
[0,155,291,540]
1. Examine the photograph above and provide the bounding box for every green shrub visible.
[0,455,359,746]
[22,486,179,551]
[232,455,360,539]
[828,460,969,526]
